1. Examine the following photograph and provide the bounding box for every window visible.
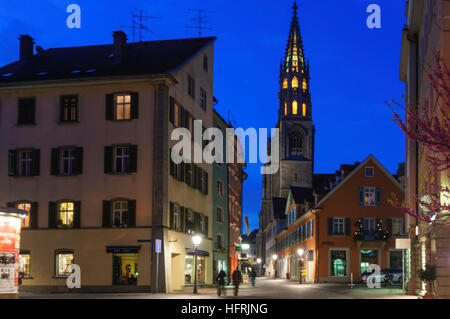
[115,146,129,173]
[112,200,129,228]
[115,94,131,120]
[60,149,75,176]
[217,207,224,223]
[17,202,31,228]
[302,103,306,117]
[19,252,31,277]
[364,187,376,206]
[290,132,303,156]
[200,88,207,110]
[60,95,78,122]
[203,55,208,72]
[365,167,374,177]
[333,217,345,235]
[292,100,298,115]
[217,180,223,196]
[284,102,287,115]
[392,218,405,236]
[302,78,307,92]
[216,233,224,250]
[363,217,376,231]
[389,250,403,268]
[188,76,195,99]
[18,151,33,177]
[330,250,347,277]
[17,97,35,125]
[57,201,75,228]
[283,78,288,89]
[56,250,74,277]
[292,77,299,89]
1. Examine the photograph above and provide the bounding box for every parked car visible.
[361,268,403,285]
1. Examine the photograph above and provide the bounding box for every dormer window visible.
[365,167,374,177]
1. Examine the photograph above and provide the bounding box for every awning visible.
[106,245,141,253]
[186,248,210,256]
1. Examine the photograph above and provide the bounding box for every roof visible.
[272,197,287,220]
[289,186,314,204]
[0,37,216,85]
[312,174,335,194]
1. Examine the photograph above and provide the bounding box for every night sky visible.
[0,0,406,234]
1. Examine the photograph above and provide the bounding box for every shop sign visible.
[0,216,22,294]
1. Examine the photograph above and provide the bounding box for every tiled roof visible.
[272,197,287,220]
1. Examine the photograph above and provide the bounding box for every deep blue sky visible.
[0,0,406,234]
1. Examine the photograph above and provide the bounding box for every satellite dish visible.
[35,46,44,55]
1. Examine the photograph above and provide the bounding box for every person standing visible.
[217,269,227,296]
[249,269,256,288]
[231,268,242,296]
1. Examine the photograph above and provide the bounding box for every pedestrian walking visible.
[231,268,242,296]
[217,269,227,296]
[249,269,256,288]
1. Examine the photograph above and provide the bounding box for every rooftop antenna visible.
[121,9,160,42]
[185,9,212,37]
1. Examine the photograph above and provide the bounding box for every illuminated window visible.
[115,94,131,120]
[302,79,307,91]
[283,78,288,89]
[112,200,129,228]
[56,250,74,277]
[302,103,307,116]
[292,100,298,115]
[284,102,287,115]
[58,201,74,228]
[364,187,376,206]
[292,77,299,89]
[19,252,31,277]
[17,202,31,228]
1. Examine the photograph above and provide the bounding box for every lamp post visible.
[272,254,278,279]
[297,249,304,284]
[192,235,202,294]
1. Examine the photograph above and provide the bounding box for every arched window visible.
[283,78,288,89]
[292,77,299,89]
[290,132,303,156]
[284,102,287,115]
[302,103,307,116]
[302,78,307,91]
[292,100,298,115]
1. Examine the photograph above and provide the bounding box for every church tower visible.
[277,1,315,197]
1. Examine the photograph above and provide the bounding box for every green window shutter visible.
[30,202,38,229]
[48,202,57,229]
[129,145,138,173]
[131,92,139,119]
[8,150,17,176]
[32,149,40,176]
[50,148,60,175]
[6,202,14,208]
[180,206,185,232]
[73,147,83,175]
[169,202,174,229]
[102,200,112,227]
[74,201,81,228]
[375,188,381,206]
[106,94,114,120]
[345,218,351,236]
[104,146,113,174]
[328,218,333,235]
[359,188,364,205]
[128,200,136,227]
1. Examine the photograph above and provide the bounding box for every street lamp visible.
[272,254,278,279]
[192,235,202,294]
[297,249,304,284]
[242,243,250,250]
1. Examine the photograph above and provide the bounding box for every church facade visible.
[257,2,315,276]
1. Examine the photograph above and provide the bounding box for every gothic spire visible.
[283,1,305,70]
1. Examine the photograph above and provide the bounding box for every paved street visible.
[19,277,417,299]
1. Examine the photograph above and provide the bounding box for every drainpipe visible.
[312,210,320,283]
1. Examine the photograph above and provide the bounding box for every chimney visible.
[19,35,35,61]
[112,31,127,60]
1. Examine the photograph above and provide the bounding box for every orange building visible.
[275,155,406,283]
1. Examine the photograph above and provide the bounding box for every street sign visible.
[155,239,161,253]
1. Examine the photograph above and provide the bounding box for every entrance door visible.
[360,249,378,274]
[112,253,138,285]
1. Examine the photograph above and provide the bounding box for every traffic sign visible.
[155,239,161,253]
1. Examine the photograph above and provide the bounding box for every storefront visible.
[184,249,208,285]
[107,246,140,286]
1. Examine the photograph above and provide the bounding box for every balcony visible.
[354,229,390,242]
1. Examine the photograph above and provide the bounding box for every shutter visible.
[129,145,138,173]
[375,188,381,206]
[8,150,17,176]
[73,148,83,175]
[193,165,198,188]
[205,216,209,237]
[74,201,81,228]
[184,163,190,185]
[328,218,333,235]
[106,94,114,120]
[345,218,351,236]
[401,218,406,235]
[179,162,185,182]
[387,218,393,234]
[180,107,185,128]
[128,200,136,227]
[50,148,60,175]
[48,201,57,229]
[32,149,40,176]
[104,146,113,174]
[6,202,14,208]
[359,188,364,205]
[180,206,185,232]
[102,200,112,227]
[169,202,174,229]
[169,149,175,177]
[204,171,208,194]
[30,202,38,229]
[169,97,175,124]
[59,96,65,122]
[131,92,139,119]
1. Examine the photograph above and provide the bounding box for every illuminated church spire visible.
[284,1,305,70]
